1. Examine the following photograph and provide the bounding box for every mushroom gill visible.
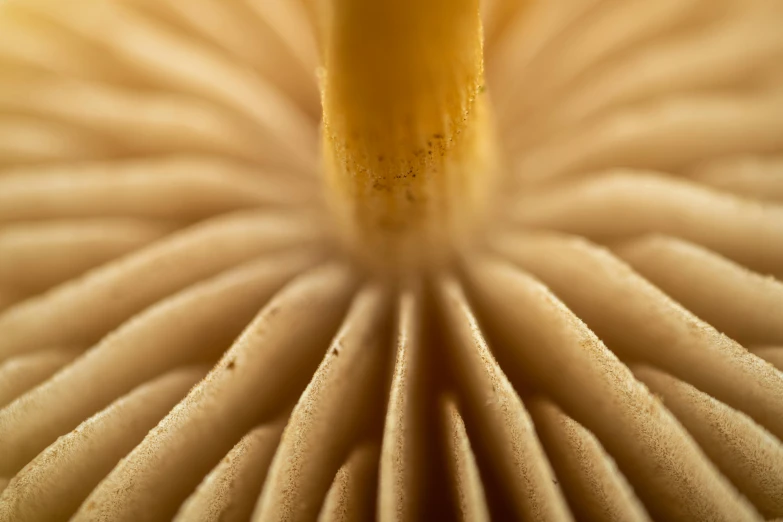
[0,0,782,521]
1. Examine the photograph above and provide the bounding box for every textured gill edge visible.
[253,284,390,522]
[0,155,315,223]
[614,235,783,345]
[0,366,207,522]
[378,288,426,522]
[634,365,783,519]
[174,419,286,522]
[0,219,176,295]
[317,443,380,522]
[462,254,760,521]
[508,172,783,277]
[526,397,651,522]
[491,233,783,439]
[440,396,490,522]
[435,274,573,522]
[512,92,783,182]
[0,211,323,360]
[70,263,356,522]
[0,248,323,476]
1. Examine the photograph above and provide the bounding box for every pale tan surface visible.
[254,285,389,522]
[377,290,426,522]
[463,256,759,521]
[509,173,783,276]
[527,398,651,522]
[0,211,323,361]
[493,233,783,441]
[0,219,174,295]
[71,264,355,522]
[0,367,206,522]
[0,78,277,163]
[175,420,286,522]
[691,155,783,202]
[752,347,783,372]
[506,11,783,151]
[0,289,22,314]
[12,0,318,174]
[317,443,380,522]
[498,0,703,135]
[0,117,115,167]
[440,396,490,522]
[0,348,80,408]
[513,92,783,183]
[437,275,573,522]
[0,156,314,222]
[0,249,323,475]
[615,235,783,345]
[634,365,783,518]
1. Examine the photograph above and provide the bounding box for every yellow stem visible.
[322,0,498,272]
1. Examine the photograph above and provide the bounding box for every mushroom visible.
[0,0,781,521]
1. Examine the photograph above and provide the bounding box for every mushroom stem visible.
[322,0,498,272]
